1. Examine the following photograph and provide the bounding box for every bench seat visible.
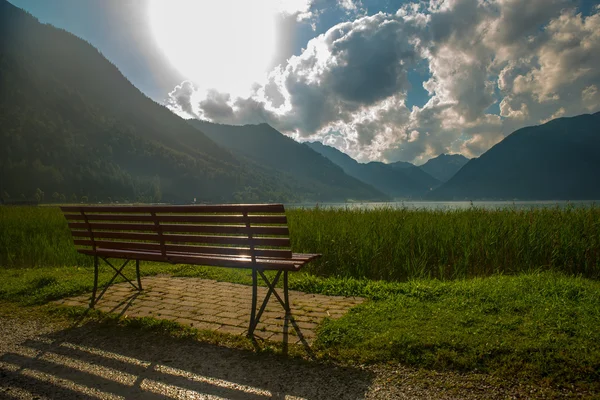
[77,247,321,271]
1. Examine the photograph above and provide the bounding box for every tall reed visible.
[0,206,91,268]
[287,205,600,280]
[2,205,599,280]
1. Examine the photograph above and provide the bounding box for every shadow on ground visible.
[0,319,374,399]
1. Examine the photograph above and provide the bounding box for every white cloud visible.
[165,0,600,163]
[338,0,361,11]
[582,85,600,110]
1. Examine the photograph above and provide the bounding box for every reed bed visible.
[288,205,600,280]
[1,205,599,281]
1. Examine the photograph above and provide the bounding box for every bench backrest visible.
[60,204,292,260]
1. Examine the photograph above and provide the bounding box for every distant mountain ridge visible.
[306,142,440,198]
[420,154,470,182]
[428,112,600,200]
[188,120,388,201]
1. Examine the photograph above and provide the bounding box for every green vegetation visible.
[2,205,600,393]
[0,262,187,305]
[2,205,599,281]
[0,206,89,268]
[288,205,600,280]
[316,273,600,392]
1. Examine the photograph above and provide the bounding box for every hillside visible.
[0,0,383,203]
[419,154,469,182]
[0,0,265,202]
[428,112,600,200]
[306,142,439,198]
[188,120,388,201]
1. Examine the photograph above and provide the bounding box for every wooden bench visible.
[60,204,320,337]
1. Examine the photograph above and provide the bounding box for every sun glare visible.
[148,0,278,97]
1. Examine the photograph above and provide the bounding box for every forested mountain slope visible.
[0,0,264,202]
[188,120,388,201]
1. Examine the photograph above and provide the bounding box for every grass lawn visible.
[316,273,600,392]
[1,264,599,394]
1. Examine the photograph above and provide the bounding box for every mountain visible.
[188,120,388,201]
[388,161,414,170]
[419,154,470,182]
[428,112,600,200]
[305,142,440,198]
[0,0,256,203]
[0,0,381,203]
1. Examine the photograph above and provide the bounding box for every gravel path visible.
[0,308,587,399]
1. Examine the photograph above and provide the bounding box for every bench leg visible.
[89,258,143,308]
[248,269,287,337]
[284,270,290,313]
[136,259,142,290]
[90,255,99,308]
[248,268,258,337]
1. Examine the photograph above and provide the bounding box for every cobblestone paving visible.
[55,276,364,344]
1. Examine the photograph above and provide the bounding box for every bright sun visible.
[148,0,278,97]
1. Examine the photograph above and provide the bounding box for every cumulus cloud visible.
[582,84,600,110]
[166,81,196,117]
[166,0,600,163]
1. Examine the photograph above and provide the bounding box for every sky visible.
[9,0,600,165]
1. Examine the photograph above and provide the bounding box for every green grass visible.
[0,206,91,268]
[0,261,397,305]
[2,205,600,280]
[288,205,600,280]
[0,263,181,305]
[315,272,600,392]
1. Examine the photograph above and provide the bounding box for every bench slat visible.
[156,215,287,224]
[70,231,161,241]
[162,234,290,247]
[69,223,289,236]
[166,253,303,270]
[77,248,307,270]
[70,231,291,247]
[74,239,162,251]
[164,244,292,258]
[74,241,293,259]
[68,222,157,231]
[64,214,288,224]
[64,214,156,222]
[61,204,285,213]
[159,224,289,236]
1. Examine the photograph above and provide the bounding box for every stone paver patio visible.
[55,276,364,344]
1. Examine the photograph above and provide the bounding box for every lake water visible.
[286,200,599,210]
